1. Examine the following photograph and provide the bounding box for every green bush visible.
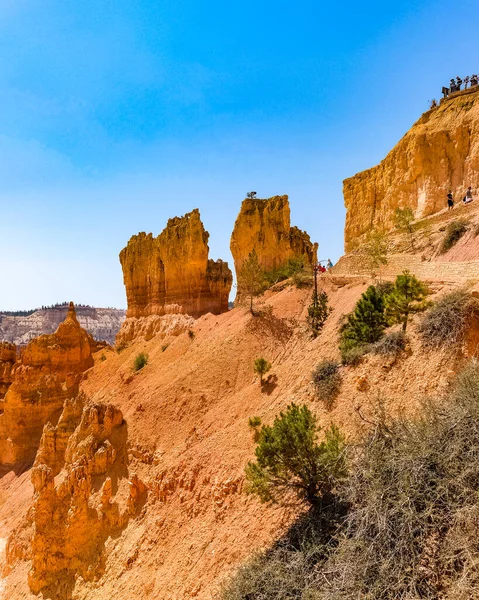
[371,330,407,356]
[312,360,342,409]
[419,289,477,348]
[339,285,388,358]
[248,416,262,442]
[440,219,468,253]
[133,352,149,372]
[188,329,195,340]
[116,340,127,353]
[384,270,429,331]
[341,344,369,365]
[100,353,107,362]
[253,357,272,385]
[307,290,331,338]
[245,403,347,505]
[263,255,312,288]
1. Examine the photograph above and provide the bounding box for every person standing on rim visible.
[447,190,454,210]
[463,187,474,204]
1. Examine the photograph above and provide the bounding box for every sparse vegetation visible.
[307,289,331,338]
[238,250,267,314]
[225,363,479,600]
[394,206,416,249]
[133,352,149,371]
[263,255,312,288]
[419,289,478,348]
[341,344,369,366]
[245,403,347,505]
[248,416,262,442]
[253,358,271,385]
[116,340,128,353]
[161,343,169,352]
[364,229,390,280]
[371,330,407,356]
[385,270,429,331]
[188,329,195,340]
[440,218,468,253]
[312,360,342,409]
[100,353,107,362]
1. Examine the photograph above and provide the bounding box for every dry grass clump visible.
[419,289,478,348]
[312,360,342,408]
[371,330,407,356]
[440,219,468,253]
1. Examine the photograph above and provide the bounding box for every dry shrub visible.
[419,289,478,348]
[321,361,479,599]
[312,360,341,408]
[371,330,407,356]
[440,219,468,253]
[341,344,368,366]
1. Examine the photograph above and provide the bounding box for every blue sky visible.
[1,0,478,310]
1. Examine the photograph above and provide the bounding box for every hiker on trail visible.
[471,75,479,87]
[447,190,454,210]
[327,258,334,270]
[463,187,474,204]
[465,76,470,89]
[450,79,457,93]
[456,76,463,90]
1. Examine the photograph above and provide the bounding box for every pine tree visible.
[394,207,416,250]
[254,357,272,385]
[340,285,388,352]
[385,270,429,332]
[364,230,390,281]
[238,249,265,314]
[307,289,331,338]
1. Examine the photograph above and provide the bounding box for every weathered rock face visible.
[0,342,16,400]
[7,398,142,595]
[120,209,233,320]
[344,87,479,251]
[230,195,318,294]
[0,305,125,346]
[0,303,94,467]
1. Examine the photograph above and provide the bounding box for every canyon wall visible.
[0,306,125,346]
[0,342,16,400]
[230,195,318,295]
[0,303,94,467]
[344,87,479,251]
[120,209,232,321]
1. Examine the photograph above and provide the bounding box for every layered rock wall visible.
[344,88,479,251]
[0,303,94,467]
[120,209,232,320]
[230,195,318,294]
[0,306,125,346]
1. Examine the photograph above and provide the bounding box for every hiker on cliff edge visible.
[447,190,454,210]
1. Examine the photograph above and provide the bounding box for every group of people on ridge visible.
[447,187,474,210]
[442,74,479,99]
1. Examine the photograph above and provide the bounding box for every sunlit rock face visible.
[119,209,232,321]
[344,88,479,251]
[0,342,16,400]
[230,195,318,296]
[0,303,94,467]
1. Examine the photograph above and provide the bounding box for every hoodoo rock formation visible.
[120,209,233,322]
[230,195,318,296]
[344,86,479,251]
[0,303,94,467]
[0,342,16,400]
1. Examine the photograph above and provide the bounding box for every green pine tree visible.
[307,290,331,338]
[245,403,347,505]
[385,270,429,332]
[340,285,388,354]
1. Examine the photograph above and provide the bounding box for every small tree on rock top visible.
[245,403,347,505]
[385,270,429,332]
[253,358,271,385]
[238,249,265,314]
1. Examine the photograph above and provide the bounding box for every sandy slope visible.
[0,277,463,600]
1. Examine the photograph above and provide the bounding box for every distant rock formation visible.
[120,209,232,320]
[0,305,125,346]
[230,195,318,295]
[0,303,94,467]
[344,87,479,251]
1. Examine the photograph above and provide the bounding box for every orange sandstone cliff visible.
[120,209,232,322]
[344,87,479,251]
[0,342,16,400]
[0,303,93,467]
[230,195,318,296]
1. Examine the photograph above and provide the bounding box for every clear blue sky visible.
[1,0,478,310]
